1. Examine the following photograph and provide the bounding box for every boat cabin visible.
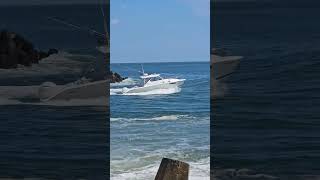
[140,73,162,85]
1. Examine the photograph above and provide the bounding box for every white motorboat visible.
[122,68,185,94]
[38,78,108,102]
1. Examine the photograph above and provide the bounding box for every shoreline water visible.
[110,62,210,179]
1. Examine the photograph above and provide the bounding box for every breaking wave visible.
[111,115,190,122]
[111,155,209,180]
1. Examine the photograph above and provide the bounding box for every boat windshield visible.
[143,75,162,85]
[150,76,162,81]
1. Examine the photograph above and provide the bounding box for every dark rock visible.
[0,30,59,69]
[155,158,189,180]
[107,71,127,83]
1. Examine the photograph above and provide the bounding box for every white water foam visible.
[110,88,124,95]
[151,115,183,121]
[189,158,210,180]
[111,158,210,180]
[111,115,190,122]
[111,114,210,179]
[111,78,137,87]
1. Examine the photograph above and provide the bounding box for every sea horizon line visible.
[111,60,209,65]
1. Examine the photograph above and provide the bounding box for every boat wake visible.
[111,115,190,122]
[110,78,137,87]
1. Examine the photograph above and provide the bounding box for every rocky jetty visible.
[0,30,58,69]
[109,71,126,83]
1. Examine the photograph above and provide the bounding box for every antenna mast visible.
[141,64,145,75]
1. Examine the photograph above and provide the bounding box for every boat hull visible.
[124,80,184,94]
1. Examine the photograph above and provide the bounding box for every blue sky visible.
[110,0,209,63]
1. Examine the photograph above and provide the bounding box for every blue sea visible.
[0,4,108,179]
[110,62,210,179]
[212,1,320,179]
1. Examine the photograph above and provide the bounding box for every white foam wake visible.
[111,78,137,87]
[111,115,190,122]
[151,115,182,121]
[110,88,124,95]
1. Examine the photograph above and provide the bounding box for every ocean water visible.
[110,62,210,179]
[0,4,109,179]
[212,1,320,178]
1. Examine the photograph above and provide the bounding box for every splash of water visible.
[110,157,209,180]
[111,78,137,87]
